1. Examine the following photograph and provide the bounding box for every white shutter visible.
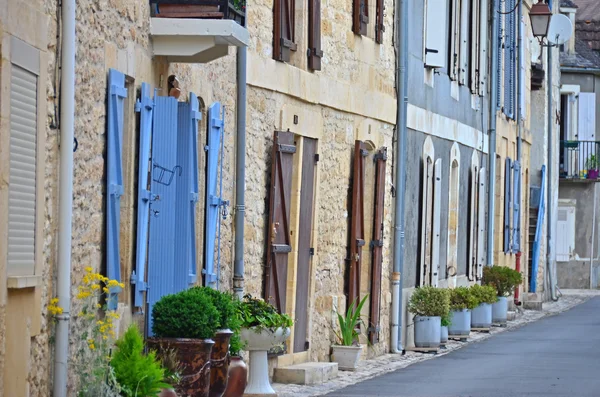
[420,138,435,286]
[477,167,486,279]
[449,0,461,78]
[470,0,480,93]
[425,0,448,68]
[8,65,38,276]
[478,0,488,96]
[578,92,596,141]
[556,206,575,262]
[459,0,469,84]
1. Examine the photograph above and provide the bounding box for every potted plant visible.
[238,295,293,396]
[331,294,369,371]
[440,313,451,347]
[408,286,450,349]
[221,332,247,397]
[448,287,478,339]
[586,155,599,179]
[469,284,498,329]
[482,266,522,325]
[149,288,220,397]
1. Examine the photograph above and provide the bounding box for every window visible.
[467,152,479,281]
[308,0,323,70]
[503,157,513,253]
[424,0,448,68]
[447,143,460,287]
[353,0,368,36]
[497,0,517,118]
[419,137,436,286]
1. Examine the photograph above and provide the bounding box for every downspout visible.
[233,28,247,299]
[590,186,596,289]
[515,0,522,305]
[53,0,75,395]
[487,0,500,267]
[390,0,407,354]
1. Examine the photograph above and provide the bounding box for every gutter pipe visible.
[53,0,76,395]
[391,0,408,354]
[560,66,600,75]
[547,26,558,301]
[515,0,522,305]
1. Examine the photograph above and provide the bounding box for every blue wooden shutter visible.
[204,102,224,288]
[504,157,512,253]
[106,69,126,310]
[503,0,516,118]
[496,0,503,109]
[512,160,521,251]
[132,83,153,309]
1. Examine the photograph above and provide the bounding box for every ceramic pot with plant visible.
[482,266,522,325]
[448,287,478,338]
[238,294,293,396]
[408,286,450,348]
[586,155,599,179]
[331,294,369,371]
[469,284,498,329]
[149,288,220,397]
[440,313,451,346]
[222,332,247,397]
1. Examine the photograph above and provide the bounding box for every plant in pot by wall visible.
[440,313,451,347]
[221,330,248,397]
[586,155,599,179]
[408,286,450,349]
[149,288,220,397]
[469,284,498,330]
[238,294,293,396]
[331,294,369,371]
[448,287,478,338]
[482,266,522,325]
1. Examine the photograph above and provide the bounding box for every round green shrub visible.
[192,287,241,332]
[151,288,220,339]
[408,286,450,317]
[449,287,478,311]
[469,284,498,305]
[482,266,523,297]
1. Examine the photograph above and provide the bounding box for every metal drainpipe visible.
[487,0,500,267]
[546,26,558,301]
[233,32,247,299]
[390,0,407,354]
[515,0,522,305]
[53,0,75,395]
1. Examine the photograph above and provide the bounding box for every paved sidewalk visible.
[273,291,598,397]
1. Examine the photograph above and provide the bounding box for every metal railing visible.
[559,140,600,180]
[150,0,246,26]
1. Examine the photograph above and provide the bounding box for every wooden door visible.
[264,131,296,313]
[348,141,367,309]
[293,138,317,352]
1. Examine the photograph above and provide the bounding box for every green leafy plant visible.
[482,266,523,297]
[333,295,369,346]
[155,347,183,386]
[152,288,220,339]
[238,294,293,332]
[469,284,498,305]
[407,286,450,317]
[441,312,452,327]
[110,325,170,397]
[193,287,241,332]
[586,154,599,171]
[449,287,478,311]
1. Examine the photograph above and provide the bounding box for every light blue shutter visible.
[106,69,126,310]
[512,160,521,251]
[503,0,515,118]
[132,83,153,309]
[204,102,224,288]
[503,157,512,253]
[496,0,503,109]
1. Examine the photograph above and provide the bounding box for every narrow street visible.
[326,297,600,397]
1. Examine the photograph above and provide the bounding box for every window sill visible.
[7,275,43,289]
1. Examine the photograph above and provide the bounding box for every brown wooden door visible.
[293,138,317,353]
[348,141,367,309]
[369,147,386,344]
[264,131,296,313]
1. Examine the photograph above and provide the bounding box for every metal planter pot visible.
[414,316,441,348]
[492,296,508,324]
[448,309,471,337]
[440,326,448,345]
[471,303,492,328]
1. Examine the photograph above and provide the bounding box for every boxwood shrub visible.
[469,284,498,305]
[408,286,450,317]
[482,266,523,297]
[449,286,478,311]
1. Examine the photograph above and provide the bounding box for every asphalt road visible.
[326,297,600,397]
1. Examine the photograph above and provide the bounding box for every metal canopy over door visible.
[368,147,387,344]
[293,138,317,353]
[264,131,296,313]
[348,141,367,309]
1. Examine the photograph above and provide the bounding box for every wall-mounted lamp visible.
[530,1,553,39]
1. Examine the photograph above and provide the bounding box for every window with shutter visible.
[496,0,504,108]
[353,0,368,35]
[447,143,460,288]
[477,167,486,279]
[503,0,516,118]
[424,0,448,68]
[419,138,435,286]
[449,0,461,80]
[478,0,488,96]
[8,64,38,277]
[308,0,323,70]
[348,141,367,309]
[468,153,479,281]
[375,0,384,43]
[512,161,521,251]
[469,0,480,93]
[503,157,512,253]
[519,17,526,119]
[458,0,469,84]
[274,0,297,62]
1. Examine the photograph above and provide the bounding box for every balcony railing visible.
[559,140,600,181]
[150,0,246,26]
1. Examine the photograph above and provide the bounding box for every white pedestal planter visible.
[241,327,290,396]
[492,296,508,325]
[331,345,362,371]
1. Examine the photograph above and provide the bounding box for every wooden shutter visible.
[353,0,368,36]
[107,69,126,310]
[519,17,526,119]
[458,0,469,84]
[420,139,435,286]
[512,161,521,251]
[8,64,38,276]
[274,0,297,62]
[375,0,384,43]
[449,0,461,80]
[556,205,575,262]
[504,0,516,118]
[424,0,448,68]
[431,158,442,287]
[478,0,488,96]
[369,148,386,344]
[503,158,512,253]
[496,0,503,108]
[133,83,153,309]
[264,131,295,313]
[308,0,323,70]
[470,0,480,93]
[348,141,367,309]
[477,167,486,279]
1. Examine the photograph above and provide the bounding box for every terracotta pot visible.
[159,389,178,397]
[209,329,234,397]
[222,356,247,397]
[147,337,215,397]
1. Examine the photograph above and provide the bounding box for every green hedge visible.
[469,284,498,305]
[449,286,478,311]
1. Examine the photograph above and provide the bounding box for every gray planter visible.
[440,325,448,344]
[414,316,441,348]
[492,296,508,324]
[471,303,492,328]
[448,309,471,337]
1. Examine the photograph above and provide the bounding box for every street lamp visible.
[529,1,552,38]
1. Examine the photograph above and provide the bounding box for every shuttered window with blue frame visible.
[503,0,517,119]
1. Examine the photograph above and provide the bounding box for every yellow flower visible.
[96,303,101,309]
[97,320,105,326]
[88,343,95,350]
[102,335,108,340]
[50,298,59,305]
[102,287,109,294]
[91,284,100,291]
[85,267,93,273]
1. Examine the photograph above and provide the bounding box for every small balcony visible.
[559,140,600,182]
[149,0,248,63]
